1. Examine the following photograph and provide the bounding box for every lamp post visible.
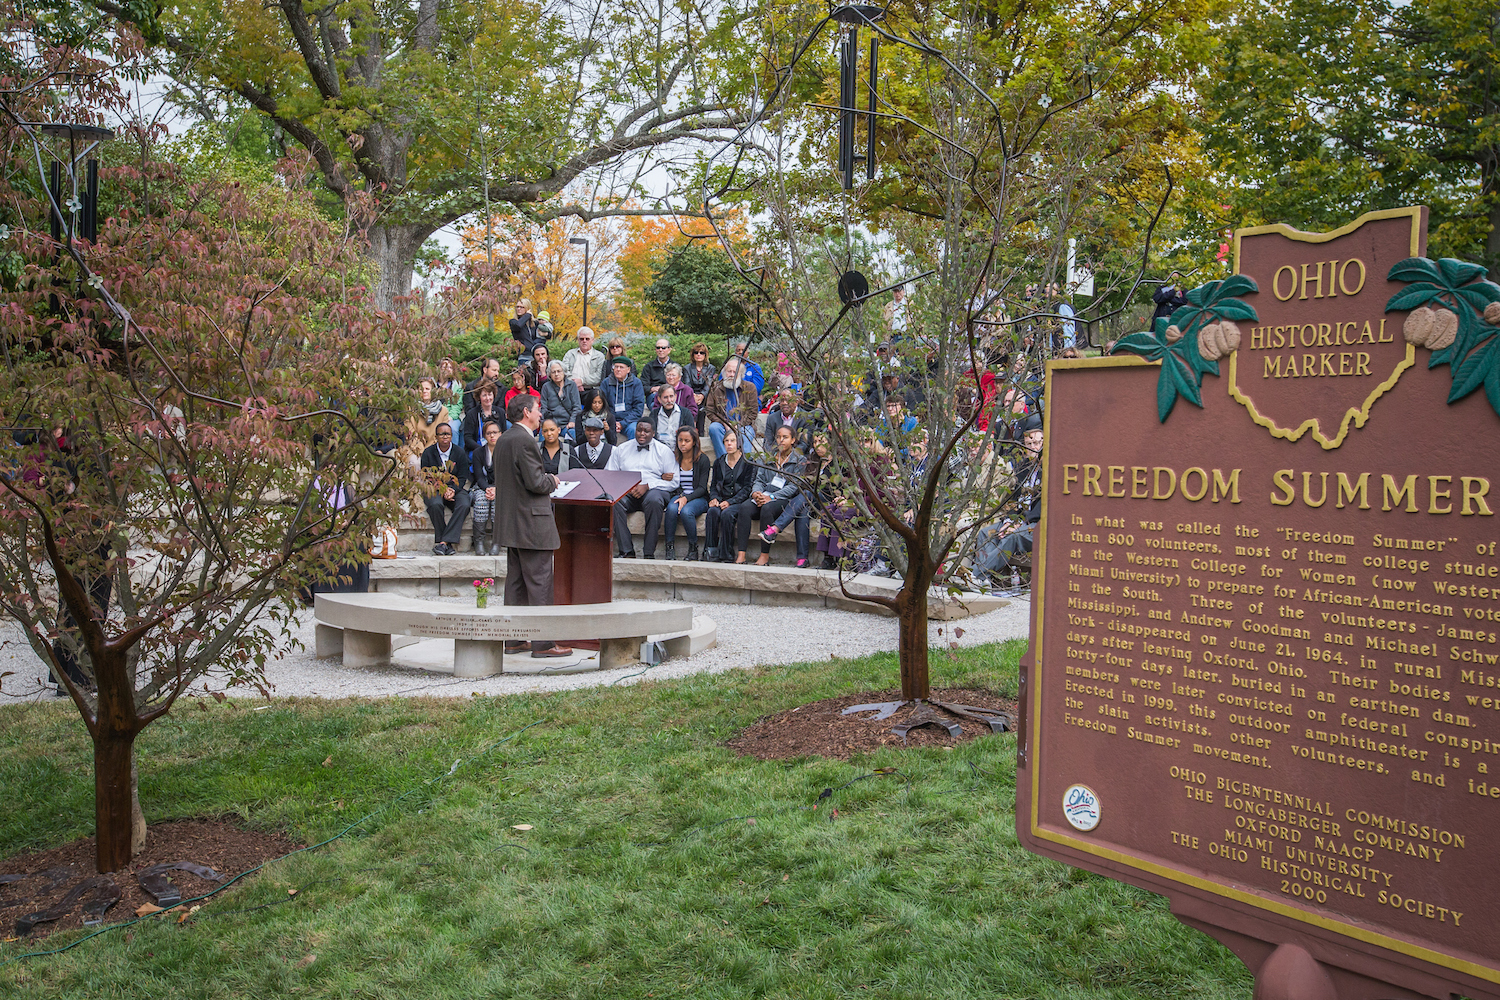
[568,236,590,328]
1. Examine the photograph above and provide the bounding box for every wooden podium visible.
[551,469,640,605]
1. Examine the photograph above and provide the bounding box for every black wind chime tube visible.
[867,34,878,180]
[839,26,858,190]
[48,159,63,247]
[83,158,99,244]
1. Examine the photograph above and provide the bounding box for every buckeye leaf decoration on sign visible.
[1383,257,1500,412]
[1110,276,1259,422]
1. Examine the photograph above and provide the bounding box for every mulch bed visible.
[727,687,1016,761]
[1,819,300,943]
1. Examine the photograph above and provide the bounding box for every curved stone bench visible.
[314,593,694,677]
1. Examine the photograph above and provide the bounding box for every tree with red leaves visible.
[0,25,441,872]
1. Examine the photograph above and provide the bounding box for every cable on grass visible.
[0,718,547,967]
[609,664,654,686]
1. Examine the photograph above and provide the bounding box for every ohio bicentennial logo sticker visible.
[1063,784,1101,831]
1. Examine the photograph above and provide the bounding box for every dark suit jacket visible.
[573,439,613,470]
[420,443,472,494]
[493,424,559,550]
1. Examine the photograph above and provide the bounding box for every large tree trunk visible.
[896,569,932,701]
[368,224,430,311]
[93,727,144,872]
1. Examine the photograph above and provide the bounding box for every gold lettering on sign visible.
[1270,258,1369,302]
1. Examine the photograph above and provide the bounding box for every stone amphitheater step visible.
[367,555,1007,620]
[395,512,823,564]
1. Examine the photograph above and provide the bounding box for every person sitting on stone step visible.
[662,425,711,561]
[704,427,754,562]
[539,418,575,476]
[462,381,505,454]
[420,422,472,555]
[469,418,503,554]
[733,423,805,565]
[605,417,675,558]
[574,415,613,469]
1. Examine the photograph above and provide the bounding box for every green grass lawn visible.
[0,641,1251,999]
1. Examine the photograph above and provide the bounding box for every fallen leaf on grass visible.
[287,888,299,897]
[782,874,789,882]
[320,756,332,768]
[135,903,162,917]
[511,824,533,831]
[296,953,317,968]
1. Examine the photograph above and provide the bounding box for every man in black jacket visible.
[640,338,673,389]
[1152,279,1187,322]
[420,423,472,555]
[573,416,613,469]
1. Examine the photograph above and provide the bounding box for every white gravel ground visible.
[0,592,1033,704]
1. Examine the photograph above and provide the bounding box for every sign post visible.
[1019,207,1500,1000]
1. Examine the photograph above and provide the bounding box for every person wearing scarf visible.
[402,377,451,472]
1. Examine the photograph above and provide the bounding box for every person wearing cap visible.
[600,357,646,439]
[641,338,673,389]
[574,415,613,469]
[605,418,677,558]
[510,298,540,354]
[563,327,605,390]
[534,310,555,343]
[526,342,553,392]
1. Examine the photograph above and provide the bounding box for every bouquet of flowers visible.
[473,577,494,607]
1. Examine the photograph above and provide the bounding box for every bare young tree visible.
[702,0,1185,706]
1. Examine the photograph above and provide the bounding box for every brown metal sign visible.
[1019,208,1500,1000]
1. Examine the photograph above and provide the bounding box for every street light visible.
[568,236,590,328]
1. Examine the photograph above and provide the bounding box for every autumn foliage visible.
[0,29,440,870]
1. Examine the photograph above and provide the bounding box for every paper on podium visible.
[551,479,580,499]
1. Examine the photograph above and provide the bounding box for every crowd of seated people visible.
[397,322,1043,586]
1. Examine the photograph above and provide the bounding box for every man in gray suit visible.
[493,394,572,658]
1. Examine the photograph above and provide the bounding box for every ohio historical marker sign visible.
[1019,207,1500,1000]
